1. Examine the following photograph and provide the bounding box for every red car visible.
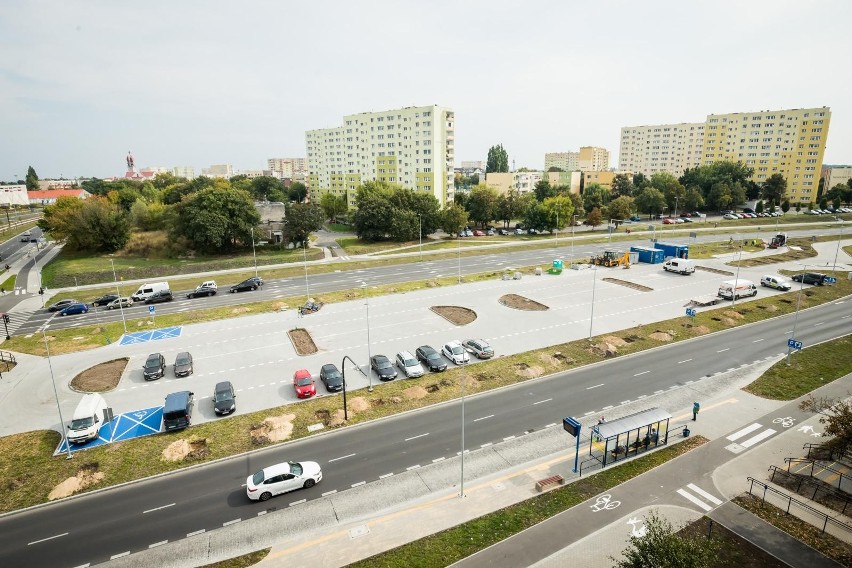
[293,369,316,398]
[662,218,676,224]
[472,229,485,236]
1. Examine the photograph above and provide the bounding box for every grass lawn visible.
[324,223,352,232]
[200,549,270,568]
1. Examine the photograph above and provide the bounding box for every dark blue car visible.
[58,303,90,316]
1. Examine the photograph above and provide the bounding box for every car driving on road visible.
[48,299,78,312]
[230,276,263,293]
[145,289,173,304]
[319,364,343,392]
[370,355,398,381]
[442,340,470,365]
[416,345,447,372]
[58,303,89,316]
[92,294,119,306]
[106,297,133,310]
[245,461,322,501]
[187,281,218,298]
[462,338,494,359]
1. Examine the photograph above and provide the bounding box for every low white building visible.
[0,185,29,206]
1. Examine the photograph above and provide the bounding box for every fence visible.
[785,457,852,493]
[804,442,852,463]
[769,465,852,515]
[746,477,852,540]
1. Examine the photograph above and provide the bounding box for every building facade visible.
[306,104,455,207]
[267,158,306,179]
[544,152,579,172]
[201,164,234,178]
[460,160,485,170]
[618,122,705,177]
[822,165,852,190]
[173,166,195,180]
[579,146,610,171]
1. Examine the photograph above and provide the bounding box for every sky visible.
[1,0,850,180]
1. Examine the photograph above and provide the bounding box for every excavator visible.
[591,250,631,268]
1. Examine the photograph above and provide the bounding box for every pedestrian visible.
[651,428,658,444]
[0,287,4,295]
[596,416,606,442]
[692,401,700,421]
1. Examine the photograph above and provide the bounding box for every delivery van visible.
[163,391,194,431]
[131,281,170,302]
[67,393,108,444]
[718,279,758,300]
[662,258,695,275]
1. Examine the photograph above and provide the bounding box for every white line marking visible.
[634,371,650,376]
[432,457,446,463]
[474,415,494,422]
[406,464,421,471]
[289,499,306,506]
[503,435,516,441]
[677,359,692,364]
[753,338,765,343]
[257,511,267,516]
[620,400,631,405]
[28,532,68,545]
[322,490,338,496]
[329,453,356,462]
[405,433,429,441]
[586,384,604,390]
[143,503,175,514]
[687,483,723,505]
[187,529,205,537]
[351,481,366,487]
[814,322,825,326]
[717,348,730,353]
[740,429,776,448]
[726,423,763,441]
[677,488,713,511]
[149,540,168,548]
[481,442,493,447]
[379,473,394,479]
[111,552,130,560]
[545,423,557,428]
[533,398,553,405]
[602,405,613,410]
[223,518,241,526]
[72,565,90,568]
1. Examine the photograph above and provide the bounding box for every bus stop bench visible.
[535,474,565,492]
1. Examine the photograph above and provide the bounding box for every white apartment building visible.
[822,165,852,190]
[267,158,306,178]
[579,146,610,171]
[460,160,485,170]
[306,104,455,207]
[619,123,705,177]
[172,166,195,179]
[544,152,579,172]
[201,164,234,178]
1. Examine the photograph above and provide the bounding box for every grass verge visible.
[200,549,270,568]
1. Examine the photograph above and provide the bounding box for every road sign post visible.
[786,338,803,362]
[685,307,696,326]
[563,417,582,473]
[148,305,155,327]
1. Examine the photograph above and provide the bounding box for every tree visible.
[152,172,180,190]
[533,179,554,202]
[820,197,829,210]
[541,195,574,233]
[288,182,308,202]
[250,176,285,202]
[547,166,564,172]
[64,197,131,252]
[582,183,610,213]
[610,173,634,199]
[320,192,341,221]
[353,192,393,241]
[171,185,261,251]
[762,173,786,205]
[613,510,719,568]
[523,200,549,232]
[799,378,852,452]
[466,185,500,227]
[283,202,324,245]
[632,172,649,191]
[781,199,790,214]
[37,196,85,242]
[585,207,603,228]
[635,188,666,218]
[440,203,469,236]
[25,166,39,190]
[683,187,705,212]
[649,173,685,213]
[755,200,764,214]
[486,144,509,173]
[608,196,635,222]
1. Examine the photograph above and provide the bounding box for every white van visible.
[20,231,32,242]
[718,279,758,300]
[131,282,170,302]
[663,258,695,275]
[67,393,108,444]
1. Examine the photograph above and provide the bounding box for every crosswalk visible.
[676,483,724,512]
[724,422,778,454]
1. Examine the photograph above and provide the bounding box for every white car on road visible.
[442,340,470,365]
[246,461,322,501]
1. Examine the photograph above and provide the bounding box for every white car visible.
[106,297,133,310]
[395,351,424,378]
[442,340,470,365]
[723,214,738,220]
[246,461,322,501]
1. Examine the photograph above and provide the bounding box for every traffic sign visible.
[825,276,837,284]
[148,305,155,314]
[787,339,803,350]
[685,308,697,317]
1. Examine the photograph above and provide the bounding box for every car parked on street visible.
[292,369,316,398]
[245,461,322,501]
[723,213,738,220]
[472,229,485,237]
[173,352,194,377]
[58,303,89,316]
[628,216,642,222]
[187,280,218,298]
[48,299,79,312]
[792,272,829,285]
[145,289,173,304]
[462,338,494,359]
[395,351,424,378]
[498,228,510,236]
[370,355,398,381]
[662,218,675,224]
[230,276,263,293]
[442,340,470,365]
[416,345,447,372]
[106,297,133,310]
[760,275,792,291]
[319,364,343,392]
[213,381,236,415]
[143,353,166,381]
[92,294,119,306]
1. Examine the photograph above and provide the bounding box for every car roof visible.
[260,462,294,478]
[445,340,461,347]
[294,369,311,378]
[397,350,415,359]
[418,345,437,353]
[373,354,389,361]
[214,381,233,392]
[321,363,338,371]
[146,353,162,359]
[176,351,191,358]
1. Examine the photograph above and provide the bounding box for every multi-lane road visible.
[1,295,850,567]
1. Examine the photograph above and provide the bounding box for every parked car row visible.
[805,208,851,215]
[723,212,783,220]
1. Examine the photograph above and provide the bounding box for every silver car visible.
[395,351,424,378]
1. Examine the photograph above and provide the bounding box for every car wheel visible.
[208,291,214,297]
[251,285,257,291]
[303,479,316,489]
[259,491,272,501]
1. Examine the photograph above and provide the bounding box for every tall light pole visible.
[833,220,844,270]
[787,263,807,365]
[674,196,679,219]
[303,240,310,301]
[589,265,598,339]
[43,329,72,460]
[457,230,462,284]
[418,214,423,262]
[250,227,258,278]
[109,259,127,334]
[732,235,743,308]
[361,282,373,392]
[460,358,467,498]
[571,214,578,258]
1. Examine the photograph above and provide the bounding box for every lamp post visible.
[339,355,367,421]
[250,227,258,278]
[418,213,423,262]
[589,265,598,339]
[674,196,679,219]
[833,220,844,270]
[360,282,373,392]
[303,240,310,301]
[571,214,578,258]
[787,263,807,365]
[731,235,743,308]
[457,230,462,284]
[555,209,559,248]
[608,219,615,245]
[460,357,467,498]
[109,259,127,334]
[43,329,72,460]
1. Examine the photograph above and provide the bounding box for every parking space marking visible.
[143,503,175,514]
[473,415,494,422]
[586,384,604,390]
[379,473,394,479]
[187,529,205,537]
[351,481,366,487]
[328,453,356,462]
[634,371,649,376]
[111,552,130,560]
[223,518,241,526]
[405,433,429,442]
[406,464,421,471]
[322,490,338,496]
[28,532,68,545]
[149,540,168,548]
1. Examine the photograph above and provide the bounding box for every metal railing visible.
[579,456,602,477]
[769,465,852,515]
[747,477,852,535]
[0,350,15,365]
[785,457,852,491]
[803,442,852,464]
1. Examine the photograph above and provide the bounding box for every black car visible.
[173,352,194,377]
[92,294,119,307]
[415,345,447,372]
[320,363,343,392]
[145,289,173,304]
[370,355,397,381]
[213,381,236,415]
[143,353,166,381]
[791,272,828,285]
[230,276,263,293]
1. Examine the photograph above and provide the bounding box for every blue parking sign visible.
[148,305,155,314]
[685,308,696,317]
[787,339,803,350]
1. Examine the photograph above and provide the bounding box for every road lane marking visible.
[111,552,130,560]
[602,405,613,410]
[223,518,241,526]
[351,481,366,487]
[322,490,338,496]
[752,338,764,343]
[143,503,175,514]
[634,371,649,376]
[28,532,68,545]
[405,433,429,442]
[149,540,168,548]
[328,453,356,462]
[814,322,825,326]
[406,464,421,470]
[289,499,306,506]
[432,457,446,463]
[533,398,553,405]
[717,348,729,352]
[677,359,692,364]
[379,473,393,479]
[676,488,713,512]
[473,415,494,422]
[586,384,604,390]
[187,529,205,537]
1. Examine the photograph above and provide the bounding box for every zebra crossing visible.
[676,483,724,512]
[724,422,778,454]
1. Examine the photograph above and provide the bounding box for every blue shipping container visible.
[630,246,665,264]
[654,242,689,259]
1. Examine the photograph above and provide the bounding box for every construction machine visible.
[591,250,630,268]
[768,233,787,249]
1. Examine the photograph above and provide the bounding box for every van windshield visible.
[70,417,94,430]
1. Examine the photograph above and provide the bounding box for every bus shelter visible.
[590,407,671,466]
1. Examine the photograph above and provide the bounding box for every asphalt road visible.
[1,297,849,567]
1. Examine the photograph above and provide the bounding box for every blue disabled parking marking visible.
[55,406,164,455]
[119,327,182,345]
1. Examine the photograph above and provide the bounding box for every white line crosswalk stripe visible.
[676,483,724,512]
[677,488,713,511]
[740,428,776,448]
[686,483,723,506]
[725,423,777,453]
[726,423,762,441]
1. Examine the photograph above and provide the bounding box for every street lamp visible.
[608,219,616,245]
[459,357,467,498]
[674,196,679,219]
[589,265,598,339]
[457,230,462,284]
[571,214,578,258]
[555,209,559,248]
[833,220,844,270]
[303,240,310,301]
[250,227,258,278]
[360,282,373,392]
[43,329,72,460]
[418,213,423,262]
[787,263,807,365]
[731,235,743,308]
[339,355,367,421]
[109,259,127,334]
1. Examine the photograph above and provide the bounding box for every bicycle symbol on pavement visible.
[590,493,621,512]
[773,416,796,428]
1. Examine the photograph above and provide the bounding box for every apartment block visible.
[545,152,579,172]
[822,165,852,190]
[201,164,234,178]
[579,147,610,171]
[460,160,485,170]
[306,104,455,208]
[618,123,705,177]
[702,107,831,203]
[267,158,306,179]
[172,166,195,180]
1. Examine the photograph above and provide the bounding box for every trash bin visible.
[682,426,690,438]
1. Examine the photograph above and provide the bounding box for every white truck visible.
[67,393,108,444]
[131,282,170,302]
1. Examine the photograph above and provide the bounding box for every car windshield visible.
[289,462,303,475]
[144,359,160,369]
[214,391,232,402]
[376,359,391,369]
[451,346,464,355]
[70,417,94,430]
[176,356,190,366]
[481,345,493,352]
[252,470,266,485]
[404,358,417,367]
[324,369,341,380]
[296,377,312,386]
[426,352,440,360]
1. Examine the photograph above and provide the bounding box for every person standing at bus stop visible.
[692,402,700,421]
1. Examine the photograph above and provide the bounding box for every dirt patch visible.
[231,306,252,314]
[602,278,653,292]
[692,325,711,334]
[514,363,545,378]
[591,342,619,357]
[648,331,673,341]
[722,310,744,320]
[329,409,347,427]
[349,397,370,412]
[722,318,738,326]
[250,414,296,444]
[48,464,104,500]
[161,436,211,462]
[403,386,429,399]
[696,265,735,276]
[601,335,628,347]
[431,306,477,325]
[70,358,129,392]
[272,301,289,311]
[498,294,549,311]
[288,328,318,355]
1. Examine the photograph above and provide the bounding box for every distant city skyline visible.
[1,0,850,179]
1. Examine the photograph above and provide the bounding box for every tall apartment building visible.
[544,152,578,172]
[460,160,485,170]
[267,158,306,179]
[306,104,455,207]
[172,166,195,180]
[822,165,852,190]
[618,123,706,177]
[579,146,610,171]
[201,164,234,178]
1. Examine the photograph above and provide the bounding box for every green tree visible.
[820,197,829,210]
[608,196,635,222]
[613,510,719,568]
[486,144,509,173]
[496,190,532,228]
[37,196,85,241]
[152,172,180,190]
[585,207,603,228]
[353,192,393,241]
[320,192,340,221]
[649,173,685,213]
[762,173,786,205]
[569,191,584,219]
[547,166,564,172]
[632,172,649,190]
[288,181,308,202]
[781,200,791,215]
[171,185,261,251]
[755,200,764,214]
[466,185,500,227]
[541,195,574,233]
[533,179,554,202]
[130,200,167,231]
[283,202,324,245]
[25,166,39,190]
[250,176,284,202]
[610,173,634,198]
[64,197,131,252]
[683,187,705,212]
[635,187,666,218]
[440,203,469,236]
[582,183,610,213]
